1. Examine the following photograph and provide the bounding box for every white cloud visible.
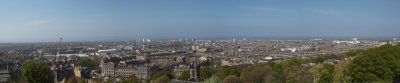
[304,8,342,15]
[26,20,49,25]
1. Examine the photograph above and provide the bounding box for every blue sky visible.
[1,0,400,42]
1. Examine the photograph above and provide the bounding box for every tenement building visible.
[101,60,159,79]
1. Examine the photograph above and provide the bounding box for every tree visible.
[78,58,100,70]
[345,50,358,57]
[154,76,171,83]
[263,71,284,83]
[22,60,54,83]
[178,71,190,81]
[222,67,239,76]
[223,76,241,83]
[199,66,213,81]
[333,61,351,83]
[349,51,393,82]
[240,64,271,83]
[308,63,334,83]
[286,73,296,83]
[379,44,400,78]
[152,71,172,80]
[214,67,239,79]
[203,76,222,83]
[309,65,323,83]
[285,66,312,83]
[320,64,334,83]
[271,63,284,74]
[315,56,328,63]
[309,64,335,83]
[285,58,305,67]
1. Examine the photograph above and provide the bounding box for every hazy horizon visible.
[0,36,397,43]
[1,0,400,42]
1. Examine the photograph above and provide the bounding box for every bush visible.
[22,60,54,83]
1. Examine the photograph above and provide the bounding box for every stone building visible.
[186,56,209,81]
[173,64,190,78]
[148,56,182,66]
[135,65,159,79]
[102,62,115,77]
[114,61,135,77]
[101,60,159,79]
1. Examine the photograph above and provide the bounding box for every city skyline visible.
[1,0,400,42]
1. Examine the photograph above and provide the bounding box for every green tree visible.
[203,76,222,83]
[308,64,334,83]
[22,60,54,83]
[349,51,393,82]
[152,71,172,80]
[285,66,313,83]
[309,65,323,83]
[263,71,284,83]
[316,56,328,63]
[214,67,240,79]
[345,50,358,57]
[271,63,284,74]
[285,58,305,67]
[78,58,100,70]
[177,71,190,81]
[333,61,351,83]
[320,64,334,83]
[240,64,271,83]
[199,66,213,81]
[223,67,240,76]
[379,44,400,78]
[154,76,171,83]
[223,76,241,83]
[286,73,296,83]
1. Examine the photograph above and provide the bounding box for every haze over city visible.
[1,0,400,42]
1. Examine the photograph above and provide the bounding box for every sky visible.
[1,0,400,42]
